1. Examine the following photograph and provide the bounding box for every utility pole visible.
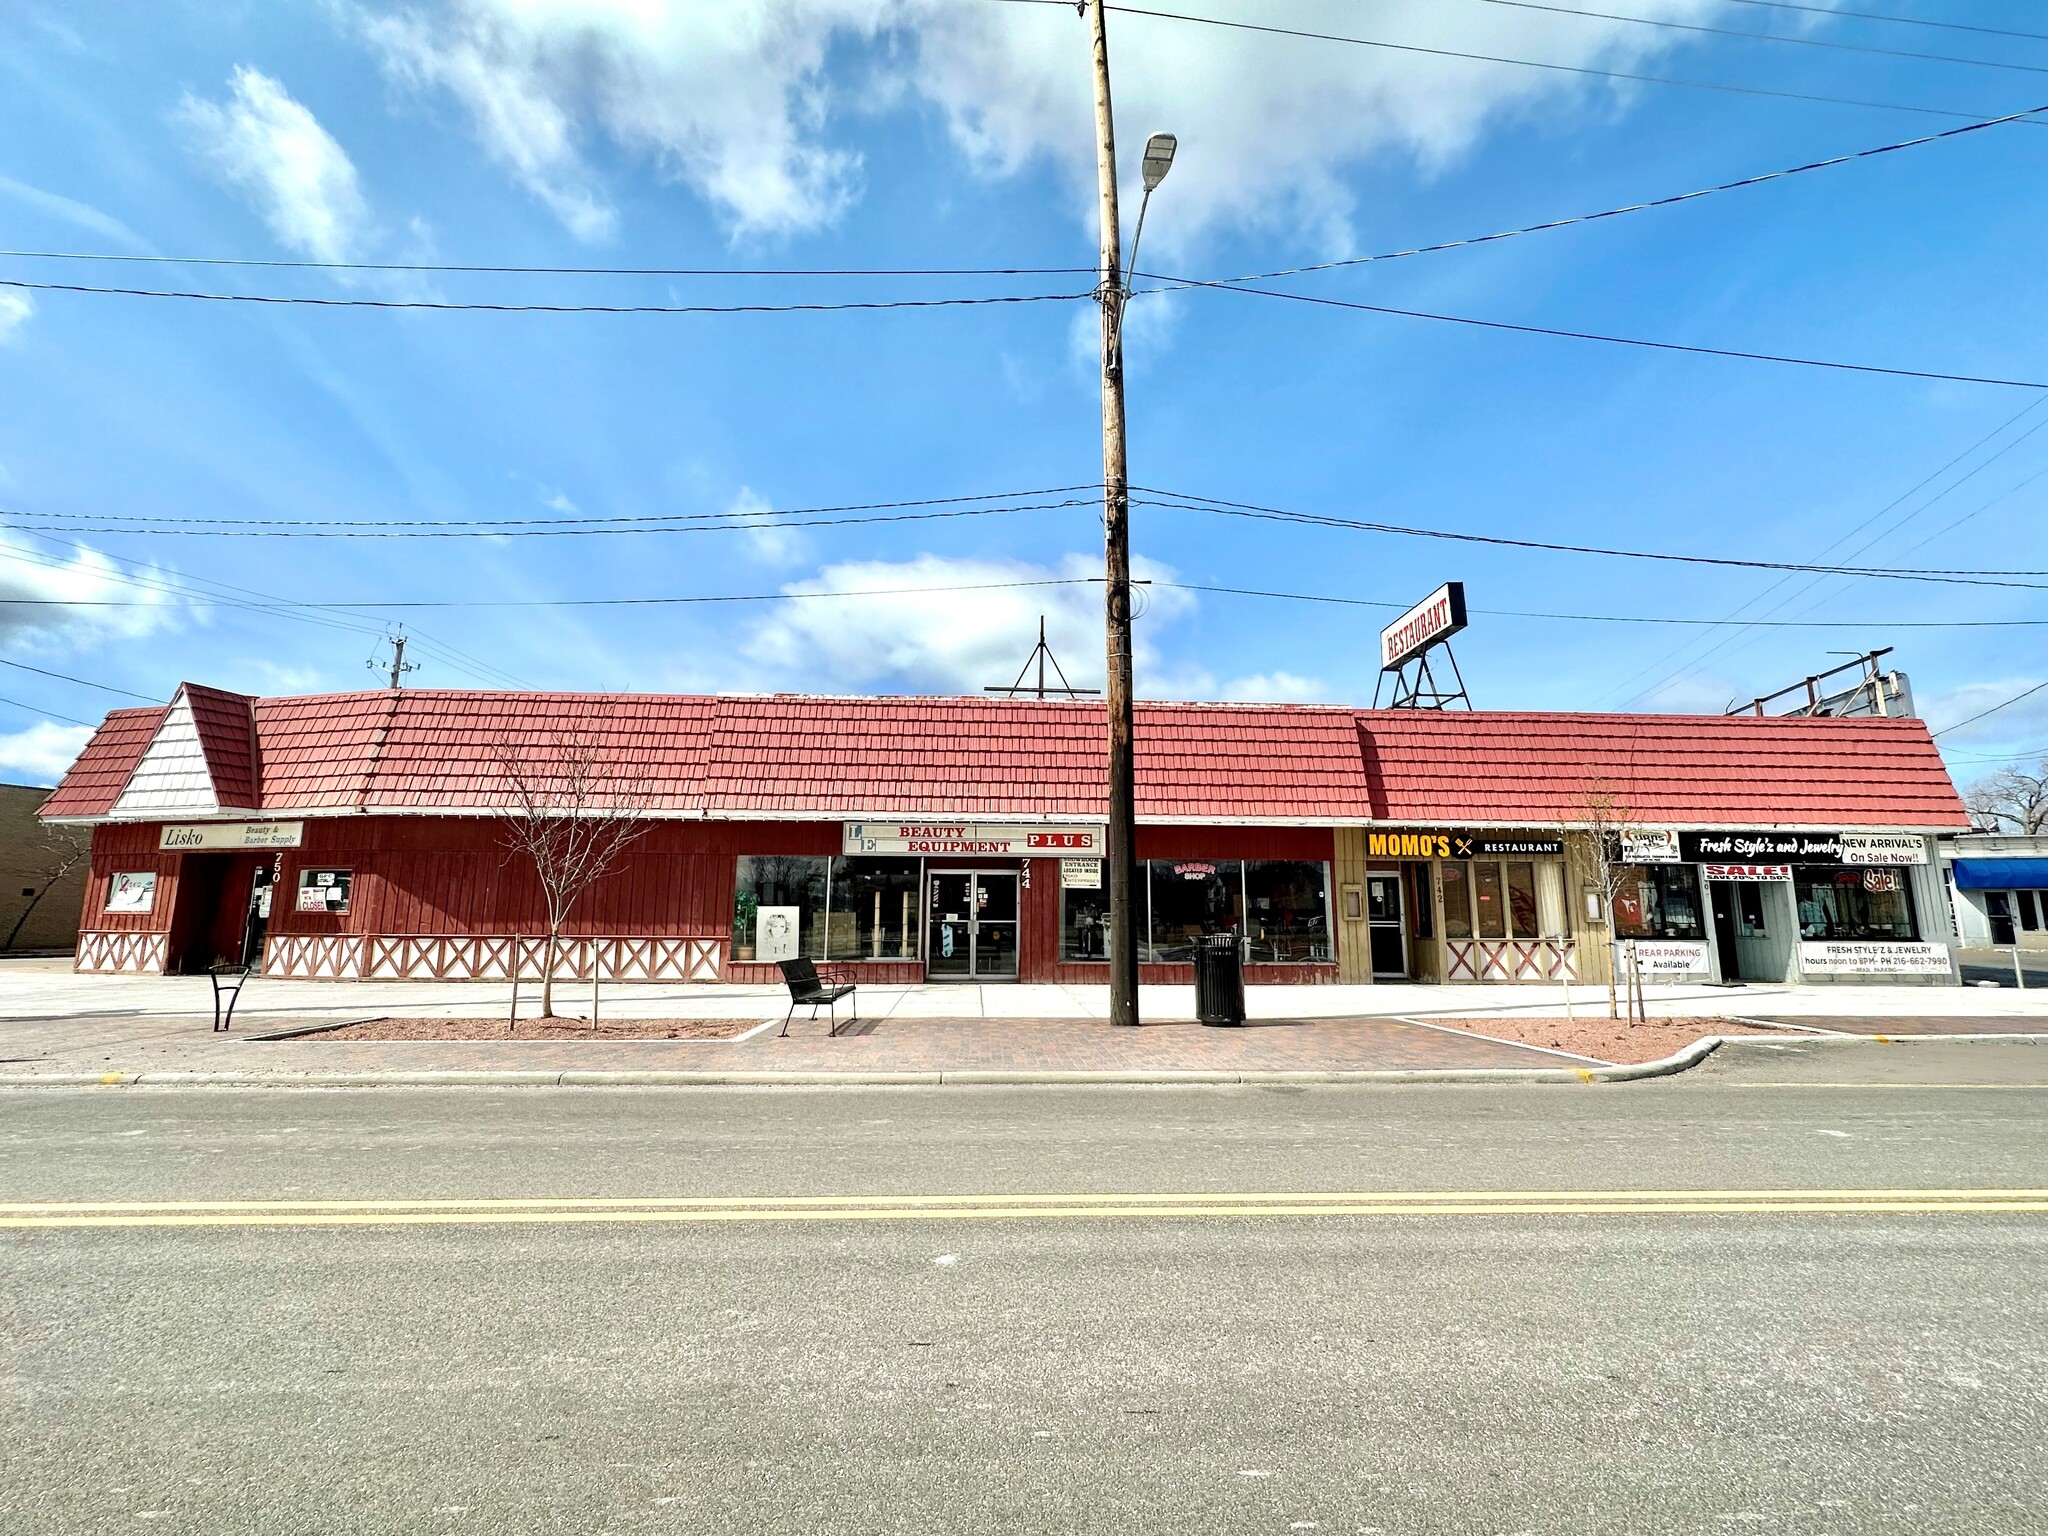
[370,630,418,690]
[1086,0,1140,1028]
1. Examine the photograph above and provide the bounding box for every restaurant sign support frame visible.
[1374,582,1472,711]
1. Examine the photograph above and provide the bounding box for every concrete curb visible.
[0,1032,2039,1091]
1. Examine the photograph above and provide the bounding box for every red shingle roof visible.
[1357,709,1967,828]
[180,683,260,808]
[41,688,1970,830]
[39,706,167,818]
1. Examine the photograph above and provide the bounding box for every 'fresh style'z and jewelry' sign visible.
[1682,831,1927,866]
[843,822,1103,857]
[1799,941,1950,976]
[159,822,304,851]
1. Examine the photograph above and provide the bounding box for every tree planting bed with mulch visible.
[320,1016,763,1042]
[1419,1016,1800,1065]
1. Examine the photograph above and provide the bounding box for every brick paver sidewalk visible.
[5,1011,1578,1078]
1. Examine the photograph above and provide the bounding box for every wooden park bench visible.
[778,958,857,1036]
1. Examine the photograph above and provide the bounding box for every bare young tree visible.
[4,823,89,952]
[1965,762,2048,835]
[492,727,651,1024]
[1562,781,1640,1022]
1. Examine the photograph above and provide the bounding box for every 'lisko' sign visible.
[159,822,304,851]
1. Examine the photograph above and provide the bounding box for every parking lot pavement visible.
[1959,947,2048,989]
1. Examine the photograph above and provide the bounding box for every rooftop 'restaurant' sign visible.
[843,822,1103,857]
[1379,582,1467,671]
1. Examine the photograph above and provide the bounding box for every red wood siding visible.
[82,824,176,935]
[86,817,1346,982]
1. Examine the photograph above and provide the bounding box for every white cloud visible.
[743,550,1192,694]
[1221,671,1327,704]
[0,723,93,787]
[180,67,372,262]
[356,0,1727,247]
[0,532,182,650]
[0,175,150,249]
[0,292,31,345]
[728,487,808,568]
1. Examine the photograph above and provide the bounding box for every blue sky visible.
[0,0,2044,792]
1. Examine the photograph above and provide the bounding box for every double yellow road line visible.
[2,1188,2044,1228]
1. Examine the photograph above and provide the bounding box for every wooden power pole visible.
[1086,0,1141,1028]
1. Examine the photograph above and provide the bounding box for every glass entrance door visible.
[1366,873,1407,978]
[926,871,1020,980]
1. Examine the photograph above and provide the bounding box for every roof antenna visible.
[985,616,1100,701]
[369,628,419,690]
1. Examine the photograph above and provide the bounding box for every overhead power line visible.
[1714,0,2048,45]
[1606,392,2048,707]
[0,278,1087,316]
[12,485,1102,532]
[0,656,156,701]
[0,572,2042,631]
[11,104,2037,295]
[15,254,2035,391]
[1186,105,2047,288]
[0,695,96,728]
[0,496,1099,539]
[0,252,1094,278]
[1133,488,2048,588]
[1934,679,2048,739]
[0,534,530,689]
[1463,0,2048,75]
[1044,0,2048,125]
[1141,274,2048,390]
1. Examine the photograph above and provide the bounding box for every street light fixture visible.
[1128,132,1177,280]
[1141,131,1177,191]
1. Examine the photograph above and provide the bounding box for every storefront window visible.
[1473,862,1506,939]
[732,855,828,961]
[1404,864,1434,939]
[825,857,921,960]
[1505,862,1538,939]
[1795,867,1917,941]
[1062,868,1113,962]
[1613,865,1705,940]
[1243,860,1331,963]
[1441,862,1472,939]
[1146,859,1243,962]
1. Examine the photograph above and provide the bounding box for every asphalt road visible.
[5,1041,2047,1534]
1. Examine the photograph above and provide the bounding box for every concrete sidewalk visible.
[7,955,2048,1028]
[5,956,2044,1086]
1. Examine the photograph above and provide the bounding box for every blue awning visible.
[1953,858,2048,891]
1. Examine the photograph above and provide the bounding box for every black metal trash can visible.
[1194,931,1246,1026]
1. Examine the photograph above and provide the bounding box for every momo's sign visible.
[1366,829,1564,859]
